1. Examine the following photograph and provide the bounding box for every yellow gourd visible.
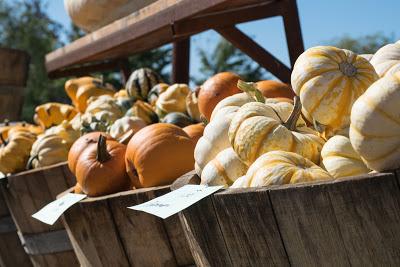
[34,103,77,129]
[109,116,146,139]
[126,100,158,125]
[155,84,190,118]
[291,46,378,136]
[232,151,332,188]
[28,134,70,169]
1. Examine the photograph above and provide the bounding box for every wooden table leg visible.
[172,37,190,84]
[118,59,131,85]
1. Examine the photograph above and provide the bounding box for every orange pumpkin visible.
[68,132,114,174]
[256,80,296,100]
[74,135,130,197]
[183,123,205,145]
[125,123,195,188]
[198,72,241,121]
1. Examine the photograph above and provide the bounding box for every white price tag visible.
[129,185,223,219]
[0,172,6,180]
[32,193,87,225]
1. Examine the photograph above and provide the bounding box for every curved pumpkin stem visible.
[96,135,111,163]
[283,96,302,131]
[237,80,265,103]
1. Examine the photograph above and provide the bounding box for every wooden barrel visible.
[0,163,79,267]
[0,48,30,121]
[60,185,194,266]
[179,171,400,266]
[0,187,32,267]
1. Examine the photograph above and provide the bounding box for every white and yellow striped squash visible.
[291,46,378,135]
[155,84,190,118]
[228,98,323,166]
[370,41,400,77]
[200,148,248,187]
[321,135,369,178]
[231,151,332,188]
[350,72,400,171]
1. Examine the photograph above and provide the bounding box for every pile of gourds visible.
[196,42,400,188]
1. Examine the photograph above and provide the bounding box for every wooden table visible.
[46,0,304,84]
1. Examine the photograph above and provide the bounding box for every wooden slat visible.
[213,188,289,266]
[172,38,190,84]
[45,0,280,74]
[0,231,32,267]
[216,26,291,82]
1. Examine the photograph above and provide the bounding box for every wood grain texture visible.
[0,47,30,86]
[172,38,190,84]
[0,163,78,266]
[213,188,289,266]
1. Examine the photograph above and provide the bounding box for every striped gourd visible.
[126,68,163,100]
[370,41,400,77]
[291,46,378,136]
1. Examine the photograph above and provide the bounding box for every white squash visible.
[370,41,400,77]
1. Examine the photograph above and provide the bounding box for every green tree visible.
[0,0,67,122]
[328,32,395,54]
[195,37,269,84]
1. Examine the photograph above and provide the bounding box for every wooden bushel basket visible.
[59,185,194,267]
[0,186,32,267]
[0,162,79,266]
[178,171,400,266]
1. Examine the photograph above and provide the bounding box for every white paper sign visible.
[0,172,6,180]
[32,193,87,225]
[129,185,223,219]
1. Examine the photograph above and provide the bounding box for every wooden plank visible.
[107,187,177,267]
[170,170,200,191]
[45,0,278,73]
[179,196,232,266]
[213,188,289,266]
[216,26,291,82]
[280,0,304,67]
[0,231,32,267]
[48,60,123,79]
[172,38,190,84]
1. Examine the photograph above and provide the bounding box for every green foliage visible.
[328,32,395,54]
[0,0,67,122]
[195,37,269,84]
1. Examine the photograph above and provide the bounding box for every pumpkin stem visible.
[96,135,111,163]
[200,114,209,126]
[3,119,9,126]
[237,80,265,103]
[283,96,302,131]
[26,155,38,170]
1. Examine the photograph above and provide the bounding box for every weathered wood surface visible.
[0,162,78,267]
[0,189,32,267]
[180,172,400,266]
[46,0,302,80]
[61,185,194,267]
[0,47,30,121]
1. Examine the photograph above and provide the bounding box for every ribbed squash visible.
[186,87,202,122]
[114,89,128,98]
[321,135,369,178]
[80,111,116,133]
[125,123,195,188]
[28,134,70,169]
[65,76,115,113]
[370,41,400,77]
[34,103,77,129]
[232,151,332,188]
[147,83,169,106]
[291,46,378,135]
[210,93,254,121]
[85,95,124,119]
[350,72,400,171]
[360,54,373,61]
[229,96,324,166]
[161,112,193,128]
[0,128,36,174]
[0,121,42,142]
[201,148,248,187]
[125,100,158,124]
[44,120,80,146]
[109,116,146,139]
[155,84,190,118]
[126,68,163,100]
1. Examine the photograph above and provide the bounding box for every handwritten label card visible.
[32,193,87,225]
[129,185,223,219]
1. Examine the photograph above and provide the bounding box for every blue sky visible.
[48,0,400,80]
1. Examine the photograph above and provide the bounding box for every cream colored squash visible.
[86,95,123,118]
[108,116,146,139]
[350,72,400,171]
[210,93,254,121]
[321,135,369,178]
[229,97,324,166]
[370,41,400,77]
[44,120,80,146]
[28,134,70,169]
[291,46,378,135]
[360,54,373,61]
[200,148,248,187]
[155,84,190,118]
[231,151,332,188]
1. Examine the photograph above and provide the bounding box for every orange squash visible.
[125,123,195,188]
[74,135,130,197]
[183,123,205,145]
[68,132,114,174]
[256,80,296,100]
[198,72,241,121]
